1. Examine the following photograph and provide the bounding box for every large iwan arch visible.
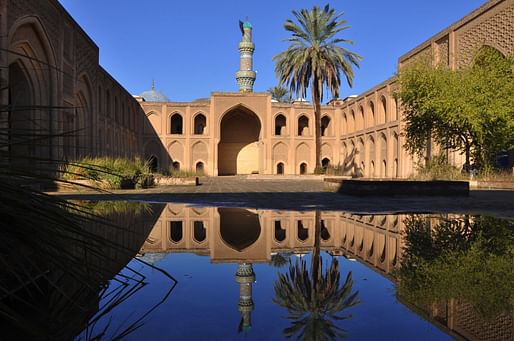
[218,105,261,175]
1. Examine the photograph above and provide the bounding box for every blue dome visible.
[139,88,170,102]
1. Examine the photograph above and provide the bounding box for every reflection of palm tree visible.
[273,212,360,339]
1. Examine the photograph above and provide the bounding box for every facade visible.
[1,0,512,176]
[140,0,514,176]
[0,0,144,172]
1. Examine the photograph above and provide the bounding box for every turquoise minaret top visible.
[236,20,256,92]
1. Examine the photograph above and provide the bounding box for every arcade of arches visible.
[2,0,513,177]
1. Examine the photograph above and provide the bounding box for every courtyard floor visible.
[52,176,514,218]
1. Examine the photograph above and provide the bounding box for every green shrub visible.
[61,157,153,189]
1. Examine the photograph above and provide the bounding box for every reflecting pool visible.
[2,202,513,340]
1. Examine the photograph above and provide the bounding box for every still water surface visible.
[4,201,512,340]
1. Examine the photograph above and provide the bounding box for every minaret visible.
[235,263,256,333]
[236,20,256,92]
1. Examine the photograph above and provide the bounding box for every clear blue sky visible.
[58,0,486,102]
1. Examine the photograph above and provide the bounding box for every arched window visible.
[380,96,387,123]
[193,221,206,242]
[298,115,309,136]
[106,90,111,117]
[196,161,204,174]
[368,101,375,128]
[169,221,183,243]
[358,106,364,130]
[275,114,287,136]
[350,110,355,132]
[172,161,180,171]
[277,162,284,175]
[114,96,119,122]
[299,162,307,175]
[342,113,347,134]
[98,87,103,114]
[321,115,331,136]
[194,113,206,135]
[170,113,183,134]
[147,155,158,172]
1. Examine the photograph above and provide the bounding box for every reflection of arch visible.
[193,113,207,135]
[219,208,261,252]
[170,113,183,134]
[274,113,287,136]
[169,221,183,243]
[274,221,286,242]
[297,220,309,242]
[297,115,309,136]
[218,105,261,175]
[193,221,206,243]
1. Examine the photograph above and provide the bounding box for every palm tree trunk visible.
[312,85,321,169]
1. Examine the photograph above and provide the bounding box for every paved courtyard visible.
[53,176,514,218]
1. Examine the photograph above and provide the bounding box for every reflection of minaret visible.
[236,19,256,92]
[235,262,256,333]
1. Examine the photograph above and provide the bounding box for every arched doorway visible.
[218,106,261,175]
[276,162,284,175]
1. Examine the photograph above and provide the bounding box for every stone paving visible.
[53,176,514,218]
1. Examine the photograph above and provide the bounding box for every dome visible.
[139,82,170,102]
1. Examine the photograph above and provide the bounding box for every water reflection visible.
[139,204,513,340]
[0,201,173,339]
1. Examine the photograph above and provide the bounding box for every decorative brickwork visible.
[454,301,513,340]
[435,36,449,66]
[457,4,514,68]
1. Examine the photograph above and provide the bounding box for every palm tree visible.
[268,85,292,103]
[274,5,361,168]
[273,213,360,339]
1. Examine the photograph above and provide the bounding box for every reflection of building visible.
[140,204,513,341]
[139,1,514,176]
[140,204,403,269]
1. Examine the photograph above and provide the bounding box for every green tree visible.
[397,47,514,171]
[274,5,361,168]
[268,85,292,103]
